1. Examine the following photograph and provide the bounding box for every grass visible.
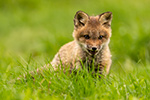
[1,59,150,100]
[0,0,150,100]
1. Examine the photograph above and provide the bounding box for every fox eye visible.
[98,35,104,40]
[84,35,90,39]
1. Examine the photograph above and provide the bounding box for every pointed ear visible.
[74,11,89,28]
[99,12,112,27]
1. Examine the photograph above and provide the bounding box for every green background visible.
[0,0,150,99]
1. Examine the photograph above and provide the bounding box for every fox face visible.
[73,11,112,56]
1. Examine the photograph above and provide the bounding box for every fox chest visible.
[82,55,102,68]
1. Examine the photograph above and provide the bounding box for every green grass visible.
[0,0,150,100]
[1,59,150,100]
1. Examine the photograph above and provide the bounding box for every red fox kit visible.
[51,11,112,75]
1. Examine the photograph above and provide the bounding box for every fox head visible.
[73,11,112,56]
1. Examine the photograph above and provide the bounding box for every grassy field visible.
[0,0,150,100]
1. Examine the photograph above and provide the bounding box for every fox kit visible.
[51,11,112,75]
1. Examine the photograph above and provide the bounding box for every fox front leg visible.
[94,64,106,78]
[74,61,83,70]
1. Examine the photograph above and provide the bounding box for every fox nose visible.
[92,47,97,51]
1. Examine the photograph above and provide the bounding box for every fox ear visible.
[74,11,89,28]
[99,12,112,27]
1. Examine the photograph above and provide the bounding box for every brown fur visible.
[51,11,112,75]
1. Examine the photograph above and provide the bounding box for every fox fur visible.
[51,11,112,75]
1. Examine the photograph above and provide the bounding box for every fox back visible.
[51,11,112,75]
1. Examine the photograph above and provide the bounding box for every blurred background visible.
[0,0,150,73]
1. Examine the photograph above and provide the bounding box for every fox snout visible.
[92,47,97,51]
[86,44,102,55]
[87,45,100,51]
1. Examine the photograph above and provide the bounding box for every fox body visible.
[51,11,112,75]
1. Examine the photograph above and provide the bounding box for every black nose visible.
[92,47,97,51]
